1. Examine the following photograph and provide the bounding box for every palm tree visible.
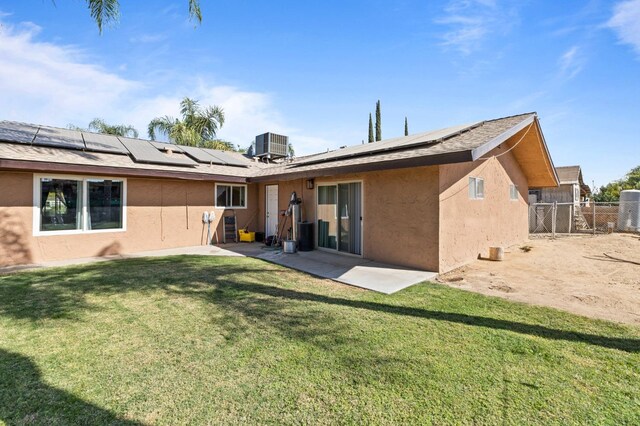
[148,97,227,149]
[88,118,139,138]
[84,0,202,33]
[68,118,139,138]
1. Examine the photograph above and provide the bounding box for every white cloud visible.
[435,0,515,55]
[558,46,584,79]
[0,21,137,126]
[607,0,640,57]
[0,17,331,155]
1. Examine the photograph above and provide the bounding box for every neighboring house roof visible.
[555,165,591,195]
[0,113,558,187]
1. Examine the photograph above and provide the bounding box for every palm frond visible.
[148,116,176,141]
[67,123,87,132]
[86,0,120,34]
[188,0,202,23]
[88,118,138,137]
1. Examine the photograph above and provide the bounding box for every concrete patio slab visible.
[1,243,437,294]
[246,247,437,294]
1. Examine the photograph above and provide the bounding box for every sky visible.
[0,0,638,187]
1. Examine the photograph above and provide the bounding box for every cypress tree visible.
[375,100,381,141]
[404,117,408,136]
[368,113,374,143]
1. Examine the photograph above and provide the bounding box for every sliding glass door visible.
[317,182,361,255]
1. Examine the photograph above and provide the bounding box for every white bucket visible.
[283,240,297,253]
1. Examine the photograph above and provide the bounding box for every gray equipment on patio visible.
[223,210,238,243]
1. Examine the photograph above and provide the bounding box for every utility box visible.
[255,132,288,159]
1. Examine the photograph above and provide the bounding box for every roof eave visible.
[249,150,474,182]
[0,159,248,183]
[469,114,536,161]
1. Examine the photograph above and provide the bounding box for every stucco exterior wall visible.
[0,171,257,266]
[256,179,315,234]
[258,166,440,271]
[438,147,529,273]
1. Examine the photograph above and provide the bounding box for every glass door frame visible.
[315,180,363,258]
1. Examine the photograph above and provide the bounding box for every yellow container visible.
[239,229,255,243]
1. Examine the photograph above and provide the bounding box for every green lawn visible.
[0,256,638,425]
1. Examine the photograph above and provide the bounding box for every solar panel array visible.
[204,149,249,167]
[0,121,39,144]
[293,122,482,167]
[34,126,86,150]
[151,141,184,152]
[0,120,251,169]
[180,145,248,167]
[118,137,198,167]
[83,132,129,154]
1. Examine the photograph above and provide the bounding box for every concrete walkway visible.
[1,243,437,294]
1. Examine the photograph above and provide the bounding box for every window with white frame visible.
[468,177,484,199]
[215,184,247,208]
[510,184,519,201]
[35,176,125,234]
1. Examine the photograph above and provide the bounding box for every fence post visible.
[552,201,557,239]
[593,201,596,236]
[569,204,573,234]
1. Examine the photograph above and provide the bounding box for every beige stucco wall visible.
[257,166,440,272]
[438,147,529,273]
[0,171,257,266]
[256,179,316,234]
[2,150,530,273]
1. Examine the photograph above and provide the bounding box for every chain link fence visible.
[529,201,640,236]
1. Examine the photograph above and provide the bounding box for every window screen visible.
[88,180,123,230]
[40,178,83,231]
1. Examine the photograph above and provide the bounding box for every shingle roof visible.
[253,113,537,180]
[555,165,591,195]
[555,166,581,184]
[0,113,545,183]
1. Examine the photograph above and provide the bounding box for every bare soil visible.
[438,233,640,325]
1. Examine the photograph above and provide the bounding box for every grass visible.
[0,256,639,425]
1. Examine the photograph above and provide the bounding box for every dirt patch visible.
[438,233,640,325]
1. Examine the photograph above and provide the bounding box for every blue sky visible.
[0,0,638,187]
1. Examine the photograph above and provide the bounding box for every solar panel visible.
[151,141,184,152]
[202,148,249,167]
[83,132,128,154]
[33,126,86,150]
[118,137,198,167]
[0,121,40,144]
[293,122,481,166]
[179,145,226,165]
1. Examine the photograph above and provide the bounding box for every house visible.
[0,112,558,273]
[528,165,591,233]
[528,165,591,206]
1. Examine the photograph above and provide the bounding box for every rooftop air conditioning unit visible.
[255,132,288,159]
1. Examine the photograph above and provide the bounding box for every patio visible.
[0,243,437,294]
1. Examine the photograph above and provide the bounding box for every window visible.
[35,175,126,235]
[39,178,83,232]
[510,184,519,201]
[215,184,247,208]
[468,177,484,199]
[87,179,124,230]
